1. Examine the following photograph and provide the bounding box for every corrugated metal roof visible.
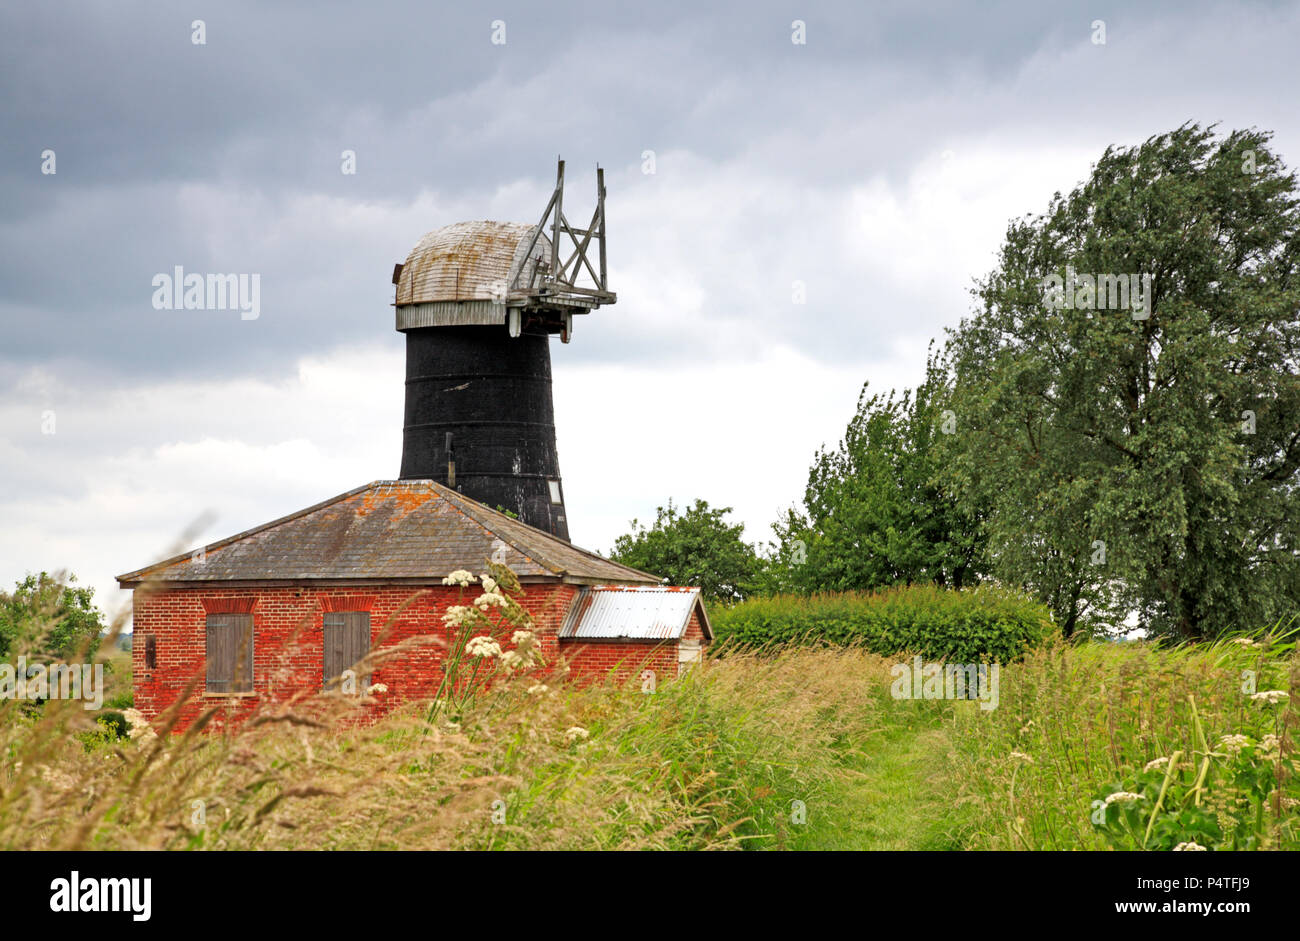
[395,221,550,306]
[116,480,659,588]
[560,586,712,642]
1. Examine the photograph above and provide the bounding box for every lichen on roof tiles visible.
[116,480,659,587]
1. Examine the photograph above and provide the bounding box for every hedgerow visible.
[710,585,1052,663]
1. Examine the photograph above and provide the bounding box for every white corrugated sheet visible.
[560,586,708,641]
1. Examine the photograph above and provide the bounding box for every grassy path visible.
[798,722,968,850]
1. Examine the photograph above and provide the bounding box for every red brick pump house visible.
[118,480,712,730]
[119,166,713,730]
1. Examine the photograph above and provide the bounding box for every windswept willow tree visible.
[946,124,1300,639]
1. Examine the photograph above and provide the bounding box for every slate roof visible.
[116,480,660,588]
[559,586,713,642]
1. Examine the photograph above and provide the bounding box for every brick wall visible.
[557,639,677,688]
[131,580,579,731]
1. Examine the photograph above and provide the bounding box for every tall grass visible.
[0,643,889,849]
[3,565,1294,850]
[941,625,1300,850]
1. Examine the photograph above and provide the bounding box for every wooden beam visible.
[550,159,564,282]
[597,166,607,291]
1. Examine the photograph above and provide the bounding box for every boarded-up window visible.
[323,611,371,692]
[677,640,703,676]
[144,635,157,670]
[206,614,254,693]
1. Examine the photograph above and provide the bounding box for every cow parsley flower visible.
[1102,791,1143,808]
[565,726,589,743]
[366,683,388,695]
[442,570,477,587]
[473,590,507,611]
[1251,690,1290,705]
[441,605,475,628]
[480,575,498,593]
[1173,841,1207,852]
[527,684,549,695]
[1218,734,1251,756]
[1144,757,1170,773]
[465,636,502,659]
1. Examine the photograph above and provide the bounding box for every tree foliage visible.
[0,571,106,660]
[610,499,762,603]
[946,123,1300,639]
[767,350,988,594]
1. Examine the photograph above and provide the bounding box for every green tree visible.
[0,572,106,660]
[946,123,1300,639]
[768,350,988,594]
[610,499,762,603]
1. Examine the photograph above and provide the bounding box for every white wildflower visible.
[1173,841,1207,852]
[1230,638,1261,648]
[512,629,536,647]
[1218,734,1251,756]
[1250,690,1290,705]
[527,684,549,695]
[565,726,589,743]
[480,575,498,593]
[1144,757,1170,773]
[441,605,475,628]
[441,570,477,587]
[473,590,507,611]
[465,635,502,659]
[1009,751,1035,764]
[366,683,388,695]
[1102,791,1144,808]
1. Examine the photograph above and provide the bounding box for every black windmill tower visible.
[392,160,615,541]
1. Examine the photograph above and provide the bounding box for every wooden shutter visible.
[323,611,371,691]
[206,613,253,693]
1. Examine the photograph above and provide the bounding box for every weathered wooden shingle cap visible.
[395,220,550,307]
[116,480,659,588]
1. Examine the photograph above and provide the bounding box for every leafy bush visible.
[710,585,1052,663]
[94,711,129,740]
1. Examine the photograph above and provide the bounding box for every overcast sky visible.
[3,0,1299,624]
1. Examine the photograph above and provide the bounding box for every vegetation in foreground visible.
[3,621,1296,850]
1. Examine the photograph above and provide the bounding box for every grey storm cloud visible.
[2,0,1298,384]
